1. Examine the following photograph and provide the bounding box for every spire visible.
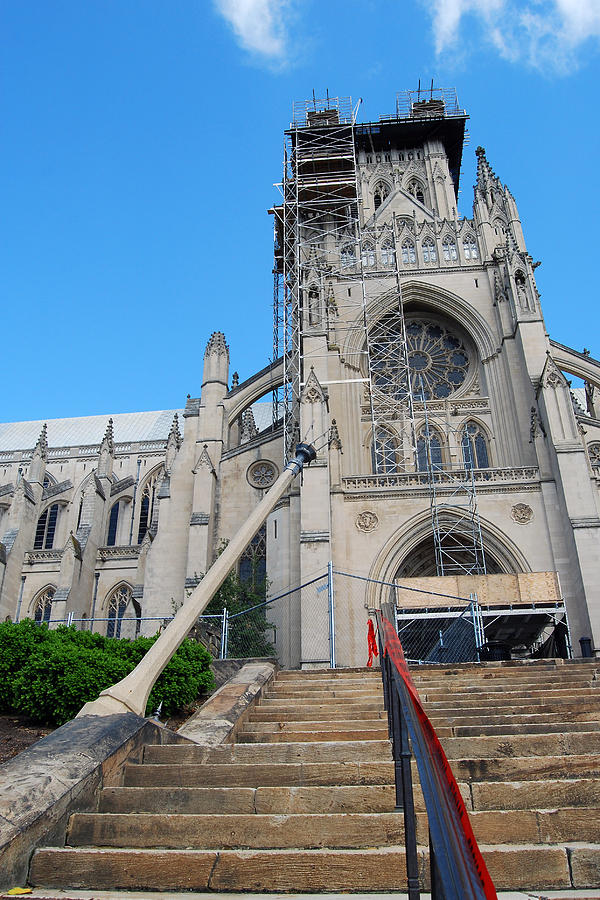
[165,413,182,471]
[167,413,182,450]
[33,423,48,461]
[28,423,49,485]
[204,332,229,360]
[100,418,114,455]
[475,146,495,185]
[240,407,258,443]
[97,417,115,478]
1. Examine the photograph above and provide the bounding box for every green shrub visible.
[1,621,214,725]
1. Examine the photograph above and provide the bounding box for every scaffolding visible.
[273,95,357,460]
[273,90,484,575]
[420,388,487,576]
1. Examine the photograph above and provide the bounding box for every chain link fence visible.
[29,568,571,667]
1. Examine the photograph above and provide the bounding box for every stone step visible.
[446,721,600,738]
[242,718,386,732]
[276,668,381,679]
[258,697,385,710]
[424,696,600,712]
[123,754,600,789]
[471,778,600,812]
[426,709,600,728]
[266,681,382,693]
[124,760,395,788]
[143,740,392,766]
[260,690,383,707]
[104,776,600,814]
[236,728,390,743]
[29,844,598,891]
[67,812,408,849]
[248,706,600,728]
[420,686,600,702]
[442,730,600,759]
[411,670,599,685]
[66,806,600,851]
[144,730,600,767]
[98,783,432,815]
[248,707,386,722]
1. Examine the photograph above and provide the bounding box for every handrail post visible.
[429,830,444,899]
[386,657,420,898]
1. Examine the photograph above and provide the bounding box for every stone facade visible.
[1,95,599,667]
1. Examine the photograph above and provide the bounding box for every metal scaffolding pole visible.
[420,386,486,576]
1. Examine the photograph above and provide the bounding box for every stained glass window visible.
[369,316,470,402]
[107,584,133,638]
[417,427,444,472]
[34,504,59,550]
[373,181,390,210]
[422,239,437,263]
[362,242,375,267]
[462,422,490,469]
[33,586,55,624]
[371,428,400,473]
[401,241,416,265]
[463,236,478,259]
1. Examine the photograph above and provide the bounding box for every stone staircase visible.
[29,660,600,893]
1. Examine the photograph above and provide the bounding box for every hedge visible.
[0,620,214,725]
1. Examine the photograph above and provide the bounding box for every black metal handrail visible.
[375,604,497,900]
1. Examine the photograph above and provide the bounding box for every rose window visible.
[369,316,470,401]
[247,460,278,489]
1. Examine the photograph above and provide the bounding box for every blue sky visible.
[2,0,599,424]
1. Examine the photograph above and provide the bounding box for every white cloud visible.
[428,0,600,71]
[214,0,289,59]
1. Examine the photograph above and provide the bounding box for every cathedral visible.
[1,89,599,669]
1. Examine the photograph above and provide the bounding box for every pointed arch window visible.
[463,236,478,259]
[373,181,390,210]
[422,238,437,264]
[362,241,376,268]
[33,586,55,624]
[407,179,425,204]
[240,524,267,595]
[372,428,400,474]
[34,504,59,549]
[307,285,320,325]
[461,422,490,469]
[106,501,125,546]
[401,240,416,265]
[442,237,458,262]
[381,240,395,266]
[137,487,153,544]
[341,244,356,268]
[107,584,134,638]
[416,426,444,472]
[588,443,600,469]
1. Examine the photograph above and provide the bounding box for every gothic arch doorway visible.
[395,534,504,579]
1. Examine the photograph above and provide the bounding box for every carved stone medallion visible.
[247,460,278,489]
[511,503,533,525]
[356,511,379,533]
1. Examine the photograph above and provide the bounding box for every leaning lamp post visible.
[78,442,317,719]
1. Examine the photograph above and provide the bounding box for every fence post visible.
[220,607,227,659]
[470,591,484,656]
[66,611,74,627]
[15,575,26,623]
[327,561,336,668]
